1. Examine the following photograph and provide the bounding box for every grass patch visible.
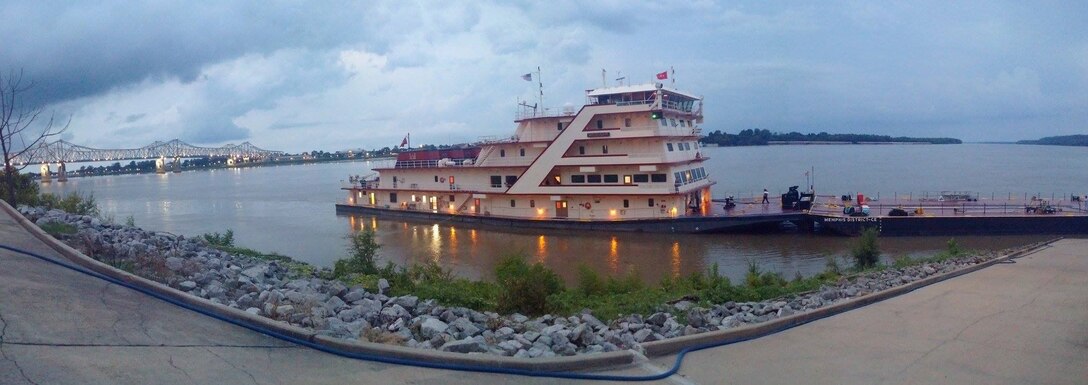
[40,221,78,236]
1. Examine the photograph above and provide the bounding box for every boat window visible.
[596,120,603,129]
[449,195,455,202]
[623,199,630,208]
[602,145,608,154]
[579,146,585,155]
[680,120,686,127]
[390,193,398,203]
[670,118,677,127]
[667,143,674,152]
[510,199,516,207]
[587,174,602,183]
[434,176,439,182]
[519,148,525,156]
[675,172,683,183]
[633,174,649,183]
[500,149,506,157]
[557,122,564,131]
[505,175,518,186]
[624,118,631,127]
[490,175,502,188]
[530,200,535,208]
[603,174,619,183]
[651,174,667,182]
[571,175,586,183]
[659,119,667,127]
[623,175,632,184]
[648,198,655,207]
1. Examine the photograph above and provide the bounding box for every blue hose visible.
[0,242,822,381]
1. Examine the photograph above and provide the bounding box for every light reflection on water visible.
[37,144,1085,284]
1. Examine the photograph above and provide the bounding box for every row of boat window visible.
[569,173,668,184]
[674,167,708,185]
[581,116,695,130]
[666,142,697,152]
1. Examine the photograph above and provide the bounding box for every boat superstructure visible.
[343,82,715,222]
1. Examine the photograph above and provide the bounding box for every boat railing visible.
[393,158,476,169]
[514,106,577,120]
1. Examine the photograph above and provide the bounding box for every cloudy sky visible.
[3,1,1085,152]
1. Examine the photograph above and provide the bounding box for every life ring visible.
[440,177,446,183]
[584,202,592,209]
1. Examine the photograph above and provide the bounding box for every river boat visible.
[336,81,803,232]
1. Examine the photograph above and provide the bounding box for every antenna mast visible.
[537,66,543,111]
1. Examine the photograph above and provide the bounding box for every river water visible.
[40,144,1086,283]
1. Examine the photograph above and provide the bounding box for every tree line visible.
[1016,135,1088,147]
[700,129,962,146]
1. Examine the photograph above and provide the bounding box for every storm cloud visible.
[3,1,1085,151]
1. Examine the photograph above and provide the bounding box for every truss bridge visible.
[15,139,283,165]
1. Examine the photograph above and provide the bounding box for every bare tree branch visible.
[1,68,69,204]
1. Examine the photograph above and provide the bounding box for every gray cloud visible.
[3,0,1086,150]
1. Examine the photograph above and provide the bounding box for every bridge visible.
[14,139,284,181]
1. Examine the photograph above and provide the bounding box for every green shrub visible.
[38,191,99,216]
[202,229,235,247]
[851,228,881,269]
[494,255,563,315]
[945,238,962,257]
[333,229,381,278]
[576,264,605,296]
[0,170,40,206]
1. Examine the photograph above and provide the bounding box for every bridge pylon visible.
[56,162,67,182]
[39,164,51,183]
[155,157,167,174]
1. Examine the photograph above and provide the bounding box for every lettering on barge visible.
[822,217,880,223]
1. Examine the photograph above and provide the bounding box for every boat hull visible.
[335,204,803,233]
[814,214,1088,236]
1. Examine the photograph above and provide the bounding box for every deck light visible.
[651,111,664,119]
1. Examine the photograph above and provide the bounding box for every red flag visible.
[656,71,668,80]
[400,135,408,148]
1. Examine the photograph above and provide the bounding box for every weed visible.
[851,228,881,269]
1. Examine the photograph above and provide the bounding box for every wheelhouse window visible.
[603,174,618,183]
[667,143,674,152]
[587,174,602,183]
[390,193,398,203]
[505,175,518,186]
[651,174,668,182]
[633,174,649,183]
[570,175,586,183]
[490,175,502,188]
[623,175,632,184]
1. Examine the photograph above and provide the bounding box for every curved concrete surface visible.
[0,208,659,385]
[3,201,1085,384]
[624,238,1088,384]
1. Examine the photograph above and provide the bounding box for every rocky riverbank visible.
[20,206,1003,358]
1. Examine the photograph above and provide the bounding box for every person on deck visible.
[762,188,769,204]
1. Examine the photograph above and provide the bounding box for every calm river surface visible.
[41,144,1086,283]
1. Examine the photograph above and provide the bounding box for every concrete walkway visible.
[1,204,1085,384]
[630,238,1088,384]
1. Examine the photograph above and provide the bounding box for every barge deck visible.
[336,193,1088,236]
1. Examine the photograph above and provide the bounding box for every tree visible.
[1,69,68,205]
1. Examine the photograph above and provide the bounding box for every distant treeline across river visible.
[699,129,962,147]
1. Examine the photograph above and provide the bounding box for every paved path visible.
[1,204,1085,384]
[0,209,658,385]
[629,238,1088,384]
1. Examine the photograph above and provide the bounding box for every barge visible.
[337,79,775,232]
[810,194,1088,236]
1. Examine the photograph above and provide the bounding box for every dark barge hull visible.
[814,214,1088,236]
[335,204,803,233]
